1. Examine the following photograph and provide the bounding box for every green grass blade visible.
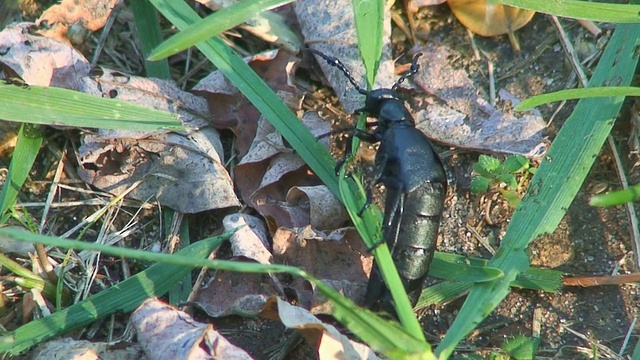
[352,0,384,87]
[0,233,228,355]
[311,280,435,359]
[436,22,640,358]
[417,281,472,308]
[496,0,640,23]
[0,124,43,220]
[350,0,427,338]
[148,0,295,61]
[0,84,184,131]
[516,86,640,110]
[130,0,171,78]
[589,184,640,207]
[431,252,562,292]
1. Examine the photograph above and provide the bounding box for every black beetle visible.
[309,49,447,312]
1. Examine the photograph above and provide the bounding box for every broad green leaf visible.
[470,176,490,193]
[502,155,529,174]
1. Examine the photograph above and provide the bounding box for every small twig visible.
[466,29,481,61]
[483,52,496,106]
[551,16,589,87]
[563,272,640,287]
[466,224,495,255]
[562,325,624,359]
[532,307,542,338]
[607,137,640,270]
[577,20,602,37]
[39,146,66,233]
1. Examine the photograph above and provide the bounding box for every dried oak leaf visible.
[193,214,282,318]
[413,41,547,158]
[260,297,381,359]
[272,227,371,312]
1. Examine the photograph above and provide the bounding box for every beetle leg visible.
[357,186,374,216]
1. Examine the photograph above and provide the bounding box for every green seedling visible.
[470,154,536,207]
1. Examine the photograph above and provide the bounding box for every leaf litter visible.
[1,0,637,358]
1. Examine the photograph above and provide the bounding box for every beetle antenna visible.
[392,52,422,90]
[307,48,368,95]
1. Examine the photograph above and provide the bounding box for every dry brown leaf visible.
[413,41,546,157]
[234,113,340,229]
[132,298,253,359]
[78,127,240,214]
[192,214,283,318]
[260,297,381,360]
[0,24,238,211]
[0,23,91,88]
[32,338,144,360]
[286,186,349,230]
[36,0,119,44]
[194,271,274,317]
[223,213,273,264]
[272,227,371,311]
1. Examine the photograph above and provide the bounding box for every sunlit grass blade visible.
[352,0,384,87]
[0,124,43,220]
[131,0,171,78]
[0,84,184,131]
[0,230,231,355]
[590,184,640,207]
[0,226,432,357]
[337,167,425,340]
[516,86,640,110]
[312,280,435,359]
[496,0,640,22]
[436,22,640,358]
[431,252,562,292]
[148,0,295,61]
[418,259,563,309]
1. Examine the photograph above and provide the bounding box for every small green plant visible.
[470,154,536,207]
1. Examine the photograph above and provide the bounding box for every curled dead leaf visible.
[260,297,381,359]
[132,298,253,359]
